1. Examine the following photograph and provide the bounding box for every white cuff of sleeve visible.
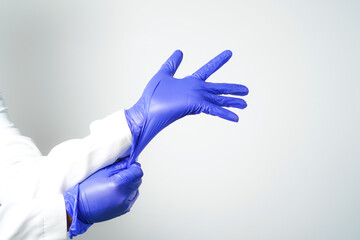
[42,195,67,240]
[89,109,133,158]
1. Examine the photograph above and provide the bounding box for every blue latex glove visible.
[64,158,143,238]
[125,50,248,163]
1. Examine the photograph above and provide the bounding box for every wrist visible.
[125,100,146,139]
[64,185,92,238]
[66,211,72,232]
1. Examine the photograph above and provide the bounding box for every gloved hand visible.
[64,158,143,238]
[125,50,248,163]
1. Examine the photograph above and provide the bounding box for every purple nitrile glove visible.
[64,158,143,238]
[125,50,249,164]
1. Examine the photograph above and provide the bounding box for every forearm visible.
[0,109,133,206]
[45,109,133,193]
[3,110,133,199]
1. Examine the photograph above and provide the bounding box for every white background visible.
[1,0,359,239]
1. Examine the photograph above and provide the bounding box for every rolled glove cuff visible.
[64,184,92,239]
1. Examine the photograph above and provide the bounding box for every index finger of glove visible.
[192,50,232,81]
[112,163,144,184]
[112,157,131,171]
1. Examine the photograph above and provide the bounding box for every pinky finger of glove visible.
[201,103,239,122]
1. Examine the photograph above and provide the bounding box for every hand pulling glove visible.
[64,158,143,238]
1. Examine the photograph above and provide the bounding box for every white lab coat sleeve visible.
[0,109,133,196]
[0,93,134,239]
[42,109,133,193]
[0,195,67,240]
[1,92,133,195]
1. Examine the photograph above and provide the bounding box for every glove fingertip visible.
[223,49,233,58]
[132,162,142,168]
[241,85,249,95]
[222,109,239,122]
[240,99,247,109]
[229,113,239,122]
[128,163,144,178]
[174,49,183,57]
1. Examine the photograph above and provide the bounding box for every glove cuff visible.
[124,105,144,165]
[64,184,93,239]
